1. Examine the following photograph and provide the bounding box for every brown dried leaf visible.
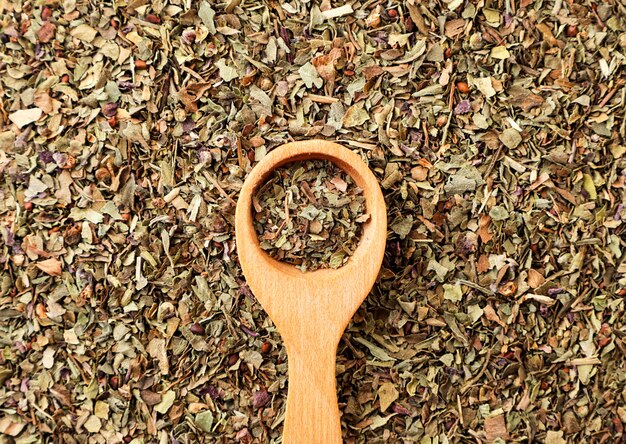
[312,48,343,88]
[0,416,25,436]
[445,19,466,38]
[147,338,169,375]
[35,258,62,276]
[50,383,72,407]
[179,82,213,112]
[378,382,399,412]
[528,269,545,289]
[34,90,53,114]
[507,86,545,112]
[362,65,384,81]
[536,23,563,48]
[485,414,509,442]
[497,281,517,297]
[141,390,162,406]
[478,215,493,243]
[480,131,502,150]
[37,21,56,43]
[483,304,504,327]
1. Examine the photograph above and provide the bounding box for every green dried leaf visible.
[443,284,463,302]
[216,59,239,82]
[154,390,176,414]
[198,2,216,33]
[70,24,98,43]
[354,337,395,362]
[299,62,323,89]
[499,128,522,149]
[195,411,214,433]
[390,215,413,239]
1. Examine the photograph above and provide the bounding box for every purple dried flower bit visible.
[454,99,471,115]
[279,27,291,46]
[445,366,458,376]
[35,43,44,59]
[117,80,135,91]
[5,226,14,247]
[199,384,221,399]
[52,152,68,165]
[410,130,423,144]
[102,102,118,117]
[39,150,54,163]
[391,403,410,415]
[252,390,271,409]
[182,119,196,132]
[280,27,294,63]
[238,283,255,300]
[548,287,563,296]
[240,324,259,337]
[190,323,205,335]
[15,341,27,354]
[15,127,31,149]
[197,149,211,164]
[399,144,418,157]
[60,367,71,380]
[207,385,220,400]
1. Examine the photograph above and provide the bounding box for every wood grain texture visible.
[235,140,387,443]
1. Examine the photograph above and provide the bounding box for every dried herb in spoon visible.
[253,160,369,271]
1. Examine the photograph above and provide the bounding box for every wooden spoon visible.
[235,140,387,443]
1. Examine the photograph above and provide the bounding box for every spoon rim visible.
[235,140,387,279]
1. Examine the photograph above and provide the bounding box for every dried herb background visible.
[1,0,626,443]
[254,160,367,271]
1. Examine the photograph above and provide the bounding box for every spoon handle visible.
[282,343,342,444]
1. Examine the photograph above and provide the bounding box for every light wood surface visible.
[235,140,387,443]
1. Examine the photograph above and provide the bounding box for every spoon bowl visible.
[235,140,387,443]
